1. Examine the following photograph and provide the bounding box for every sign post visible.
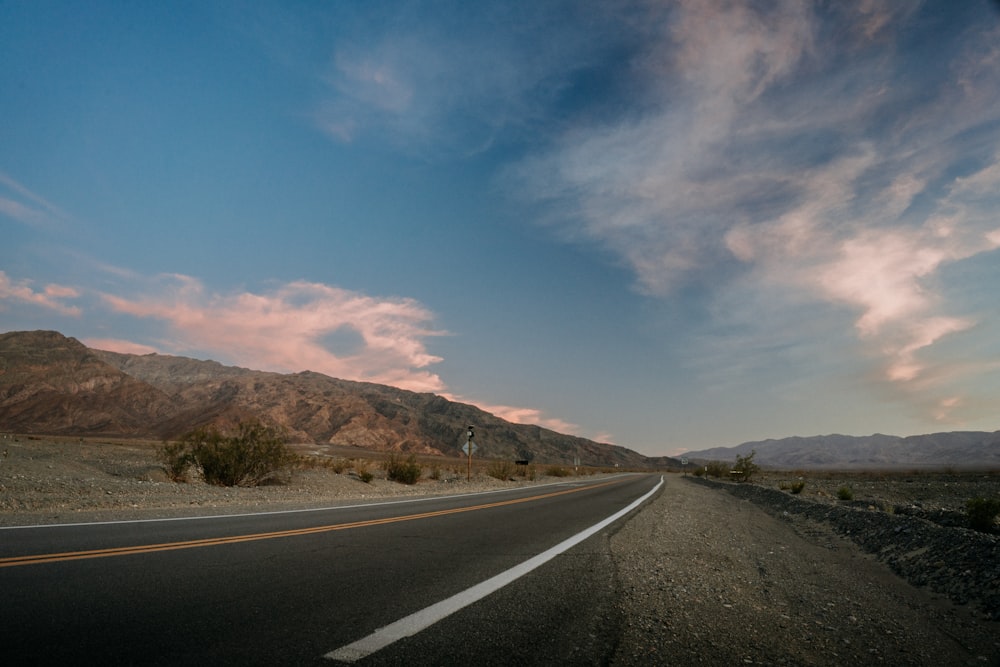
[464,425,475,481]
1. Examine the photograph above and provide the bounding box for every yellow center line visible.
[0,477,628,568]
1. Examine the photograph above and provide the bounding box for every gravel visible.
[609,475,1000,666]
[0,437,561,525]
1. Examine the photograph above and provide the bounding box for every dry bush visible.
[384,453,422,485]
[487,460,516,481]
[164,420,294,487]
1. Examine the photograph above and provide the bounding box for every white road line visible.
[0,477,628,530]
[324,475,664,663]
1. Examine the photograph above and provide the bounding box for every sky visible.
[2,1,1000,457]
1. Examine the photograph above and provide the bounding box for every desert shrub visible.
[384,453,422,485]
[790,480,806,494]
[966,496,1000,533]
[173,420,294,487]
[705,461,729,478]
[546,465,571,477]
[355,459,374,483]
[837,486,854,501]
[487,460,516,481]
[158,440,193,482]
[429,464,441,480]
[732,450,759,482]
[692,467,705,477]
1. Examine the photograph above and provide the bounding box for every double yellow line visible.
[1,478,625,569]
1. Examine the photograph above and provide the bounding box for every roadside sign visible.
[462,442,478,456]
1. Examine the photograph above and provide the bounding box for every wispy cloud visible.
[0,271,81,316]
[511,0,1000,423]
[313,2,619,155]
[0,172,70,230]
[448,397,581,436]
[85,338,160,356]
[99,275,448,392]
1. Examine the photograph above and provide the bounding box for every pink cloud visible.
[816,227,956,338]
[443,393,580,434]
[100,275,447,392]
[0,271,81,316]
[723,145,1000,390]
[86,271,585,433]
[85,338,161,356]
[880,317,975,383]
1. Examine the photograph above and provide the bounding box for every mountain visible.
[681,432,1000,469]
[0,330,674,468]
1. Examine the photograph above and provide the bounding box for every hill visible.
[682,432,1000,469]
[0,330,674,468]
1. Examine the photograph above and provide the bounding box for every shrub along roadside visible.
[158,420,294,487]
[383,452,422,485]
[966,496,1000,533]
[487,459,516,481]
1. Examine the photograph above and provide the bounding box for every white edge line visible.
[323,475,664,663]
[0,474,636,530]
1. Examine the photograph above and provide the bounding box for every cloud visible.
[511,0,1000,421]
[100,275,448,392]
[0,172,70,230]
[439,390,585,434]
[726,153,1000,385]
[469,400,580,435]
[0,271,81,316]
[84,338,160,356]
[313,2,622,155]
[90,273,583,432]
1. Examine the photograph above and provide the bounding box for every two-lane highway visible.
[1,473,661,665]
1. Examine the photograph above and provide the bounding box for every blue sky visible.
[3,1,1000,456]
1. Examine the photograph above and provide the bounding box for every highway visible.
[1,474,662,665]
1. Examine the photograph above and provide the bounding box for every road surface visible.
[1,473,661,665]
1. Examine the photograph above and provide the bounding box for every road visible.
[1,474,661,665]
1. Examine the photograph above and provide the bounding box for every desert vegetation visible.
[158,419,294,487]
[967,496,1000,533]
[383,452,422,485]
[690,450,759,482]
[486,459,517,481]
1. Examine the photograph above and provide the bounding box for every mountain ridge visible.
[4,330,997,469]
[681,431,1000,469]
[0,330,675,468]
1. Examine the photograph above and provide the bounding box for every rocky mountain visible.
[0,330,674,468]
[682,432,1000,469]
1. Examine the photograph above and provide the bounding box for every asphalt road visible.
[1,474,662,666]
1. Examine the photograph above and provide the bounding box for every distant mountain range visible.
[4,330,996,470]
[0,330,678,469]
[682,432,1000,469]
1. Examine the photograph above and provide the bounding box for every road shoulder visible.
[609,475,1000,666]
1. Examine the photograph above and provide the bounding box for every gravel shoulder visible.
[0,436,567,525]
[3,437,998,665]
[610,475,1000,666]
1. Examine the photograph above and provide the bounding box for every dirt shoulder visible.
[610,475,1000,666]
[0,436,569,526]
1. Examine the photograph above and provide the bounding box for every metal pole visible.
[466,425,474,482]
